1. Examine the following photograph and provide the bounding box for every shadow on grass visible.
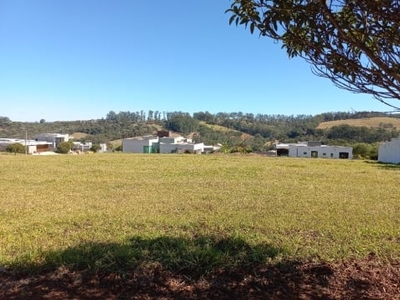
[7,235,283,278]
[3,236,397,299]
[364,160,400,170]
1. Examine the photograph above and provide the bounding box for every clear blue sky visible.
[0,0,391,122]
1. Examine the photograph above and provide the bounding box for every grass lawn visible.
[0,153,399,275]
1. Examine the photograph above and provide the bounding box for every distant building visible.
[0,138,52,154]
[34,133,69,150]
[122,134,209,154]
[99,143,107,153]
[123,136,160,153]
[276,142,353,159]
[72,141,92,152]
[378,137,400,164]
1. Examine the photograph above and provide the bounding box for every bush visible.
[6,143,25,154]
[90,144,101,153]
[352,143,379,160]
[57,141,74,154]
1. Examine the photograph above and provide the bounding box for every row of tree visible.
[1,110,399,158]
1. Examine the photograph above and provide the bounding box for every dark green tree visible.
[57,141,74,154]
[166,112,199,135]
[6,143,25,154]
[227,0,400,109]
[251,134,267,152]
[90,144,101,153]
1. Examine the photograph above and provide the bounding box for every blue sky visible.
[0,0,391,122]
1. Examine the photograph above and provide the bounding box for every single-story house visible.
[0,138,52,154]
[123,136,160,153]
[122,135,207,154]
[378,137,400,164]
[276,142,353,159]
[34,133,69,150]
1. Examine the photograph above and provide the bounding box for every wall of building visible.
[34,133,69,150]
[378,138,400,164]
[0,138,51,154]
[122,138,158,153]
[177,143,204,154]
[123,136,205,154]
[288,145,352,159]
[159,143,178,153]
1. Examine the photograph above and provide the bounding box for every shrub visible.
[90,144,101,153]
[57,141,74,154]
[6,143,25,154]
[352,143,379,160]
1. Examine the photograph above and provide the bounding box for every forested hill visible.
[1,110,400,152]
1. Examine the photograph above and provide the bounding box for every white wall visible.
[178,143,204,154]
[159,142,204,154]
[289,145,352,159]
[123,138,158,153]
[159,143,178,153]
[34,133,69,150]
[378,138,400,164]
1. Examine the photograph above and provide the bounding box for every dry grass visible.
[0,154,399,273]
[70,132,88,139]
[317,117,400,129]
[109,139,122,148]
[199,121,241,133]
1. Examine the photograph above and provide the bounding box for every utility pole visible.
[25,129,28,155]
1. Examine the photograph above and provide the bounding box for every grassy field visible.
[1,153,399,275]
[317,116,400,129]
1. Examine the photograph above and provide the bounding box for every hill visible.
[199,121,241,133]
[1,111,400,155]
[317,117,400,129]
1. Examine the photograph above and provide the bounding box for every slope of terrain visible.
[317,117,400,129]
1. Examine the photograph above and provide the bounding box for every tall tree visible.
[226,0,400,109]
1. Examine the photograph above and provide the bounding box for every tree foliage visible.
[6,143,25,154]
[57,141,74,154]
[90,144,101,153]
[1,110,399,158]
[226,0,400,109]
[165,112,200,135]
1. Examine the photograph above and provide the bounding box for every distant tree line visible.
[1,110,399,159]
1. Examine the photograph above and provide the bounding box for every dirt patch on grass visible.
[1,255,399,299]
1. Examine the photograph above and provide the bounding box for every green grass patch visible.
[1,154,399,276]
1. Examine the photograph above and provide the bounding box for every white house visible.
[378,137,400,164]
[72,141,92,152]
[34,133,69,150]
[276,142,352,159]
[122,135,206,154]
[122,136,160,153]
[0,138,52,154]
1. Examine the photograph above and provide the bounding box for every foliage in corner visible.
[226,0,400,109]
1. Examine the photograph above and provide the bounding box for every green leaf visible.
[250,22,255,34]
[229,15,236,25]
